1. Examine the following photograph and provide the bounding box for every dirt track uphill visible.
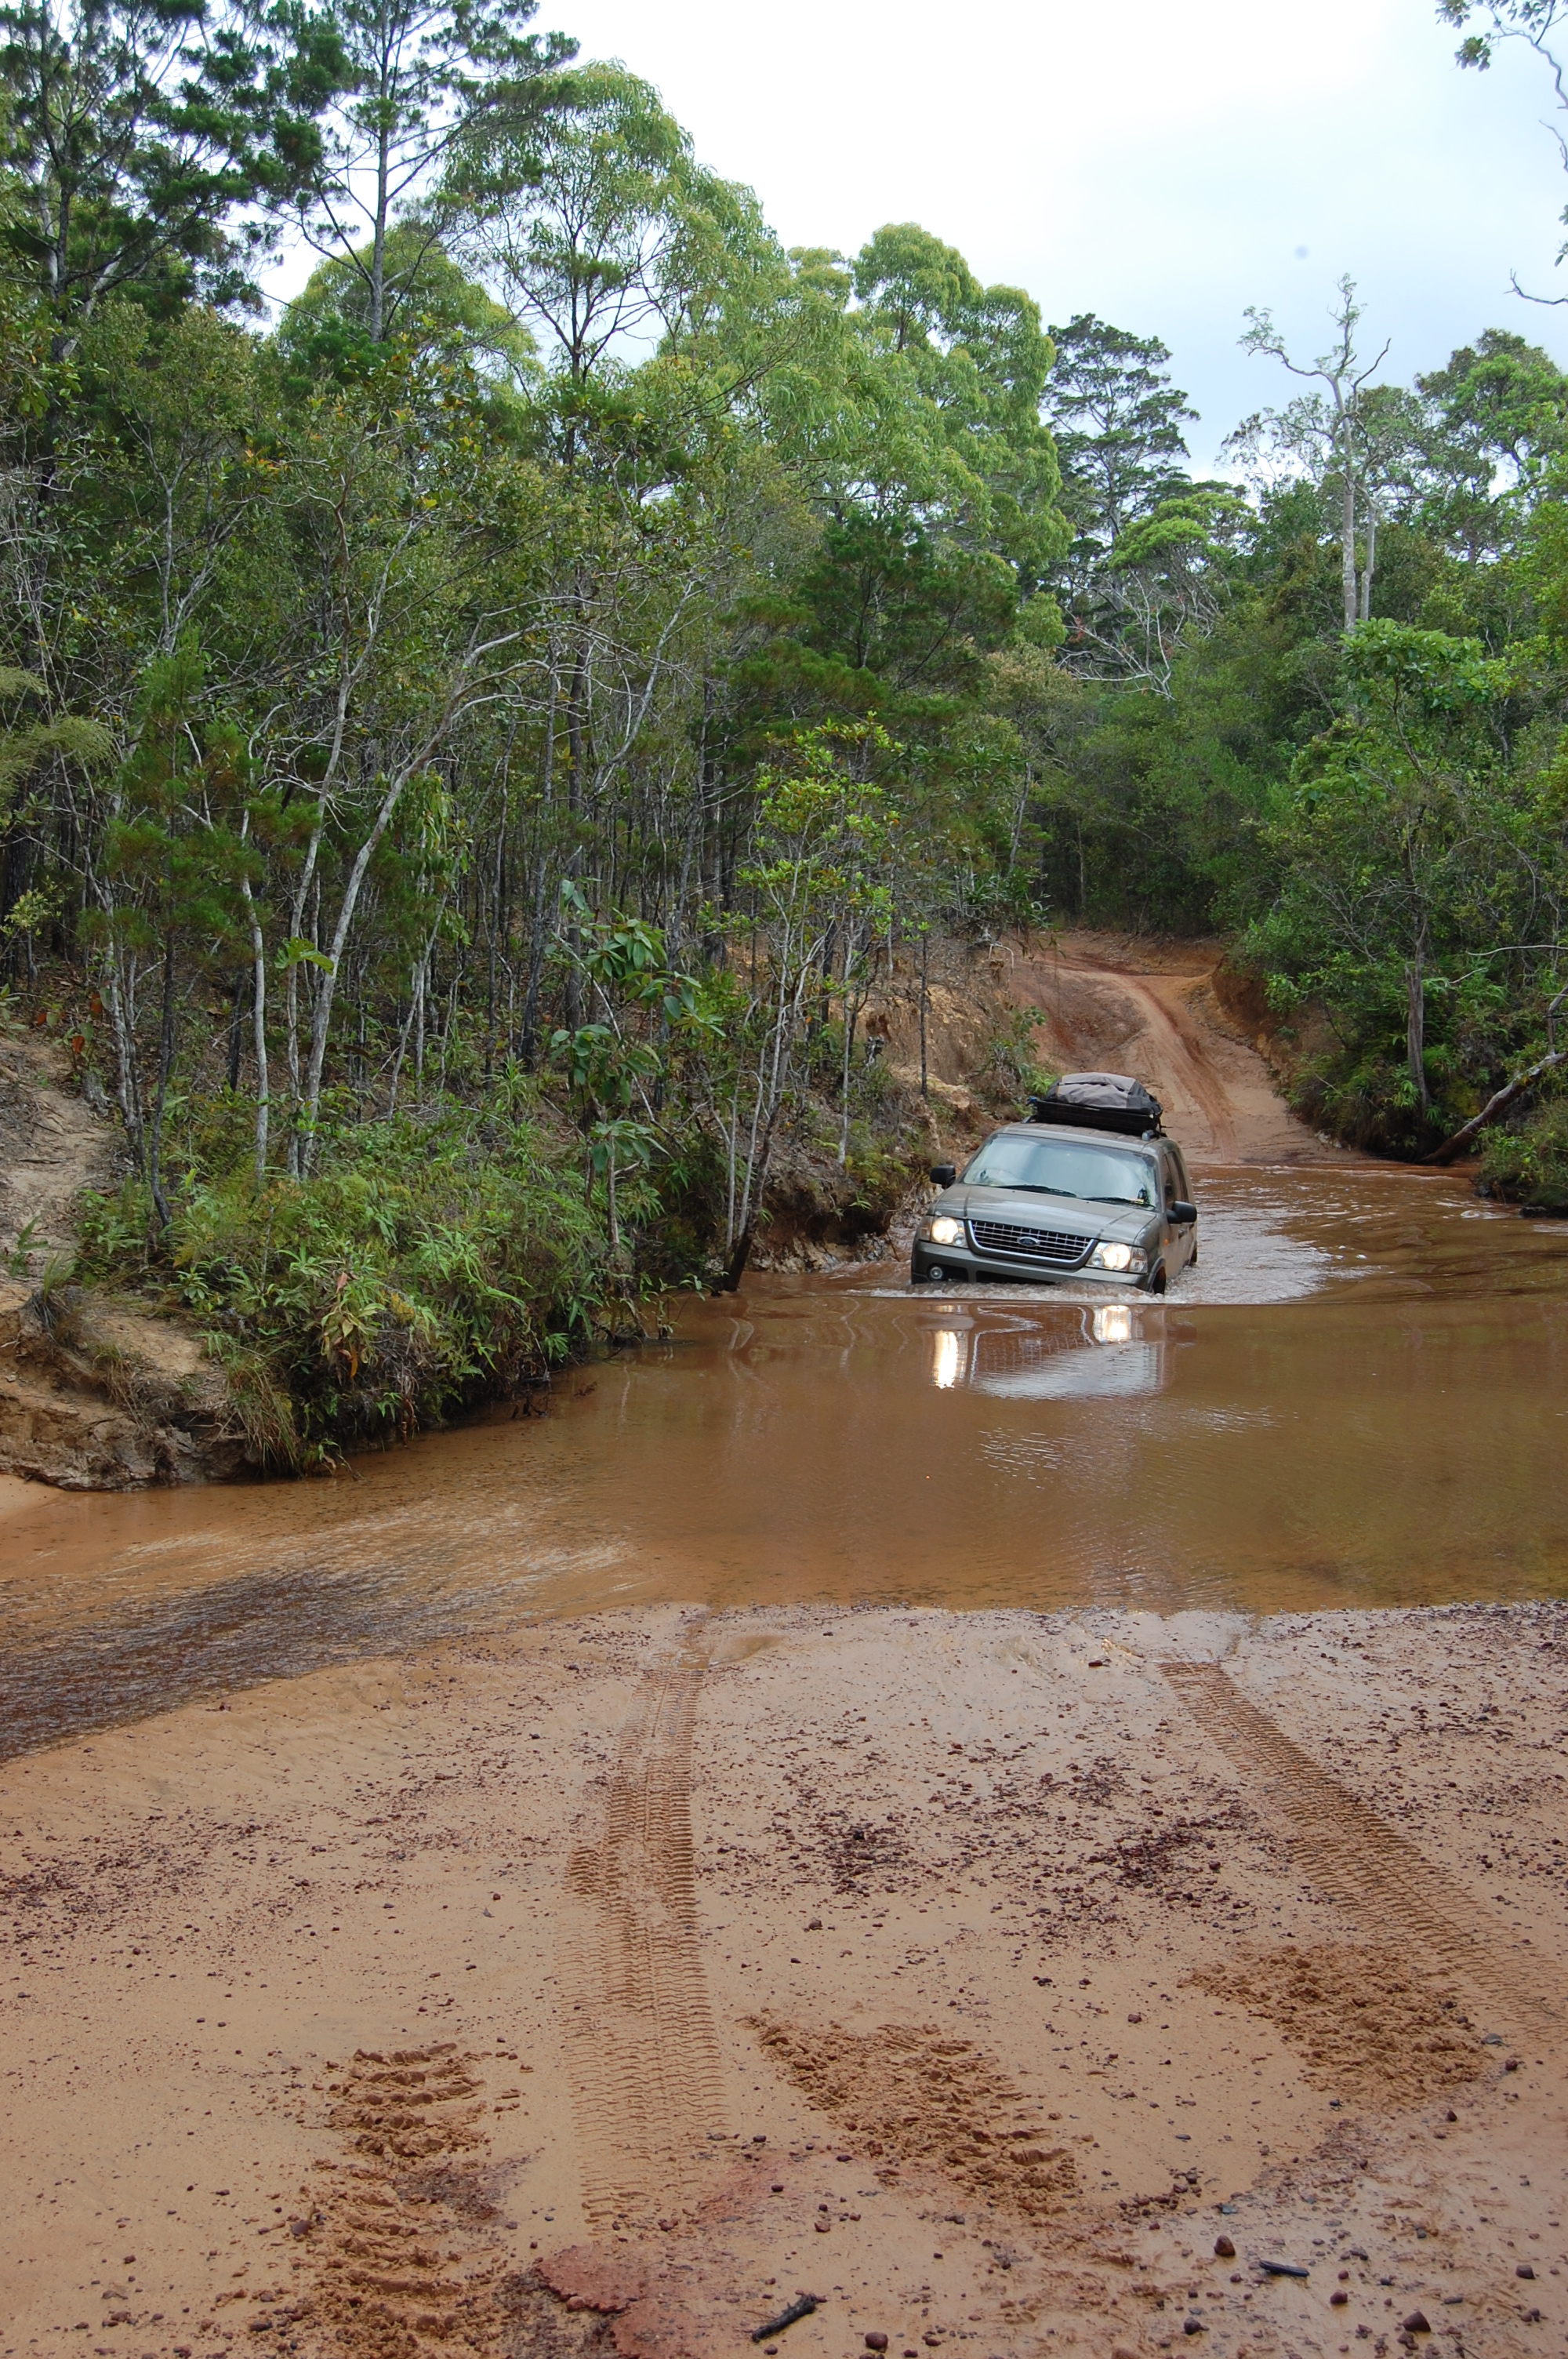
[1007,935,1354,1167]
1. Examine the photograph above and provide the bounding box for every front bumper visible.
[910,1241,1152,1289]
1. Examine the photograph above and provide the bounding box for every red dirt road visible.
[1002,936,1352,1166]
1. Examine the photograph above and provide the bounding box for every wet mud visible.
[2,1601,1564,2359]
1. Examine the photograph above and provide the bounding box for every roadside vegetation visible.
[5,0,1568,1459]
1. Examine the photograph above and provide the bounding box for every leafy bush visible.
[1479,1094,1568,1212]
[977,1006,1055,1111]
[77,1095,616,1465]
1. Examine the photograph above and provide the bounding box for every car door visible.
[1162,1145,1195,1271]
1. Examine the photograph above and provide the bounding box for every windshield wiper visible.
[994,1181,1076,1197]
[1088,1194,1146,1205]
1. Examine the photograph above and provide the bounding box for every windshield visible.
[961,1132,1155,1207]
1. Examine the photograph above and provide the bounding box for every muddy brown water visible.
[3,1164,1568,1754]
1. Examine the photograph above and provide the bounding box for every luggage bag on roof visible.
[1029,1071,1164,1137]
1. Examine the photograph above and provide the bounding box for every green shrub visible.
[1478,1094,1568,1212]
[78,1097,615,1463]
[978,1006,1054,1112]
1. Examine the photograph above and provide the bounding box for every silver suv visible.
[912,1122,1197,1293]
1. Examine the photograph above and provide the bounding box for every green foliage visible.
[1479,1092,1568,1209]
[0,0,345,332]
[76,1096,609,1460]
[976,1005,1055,1111]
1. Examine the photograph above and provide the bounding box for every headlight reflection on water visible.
[935,1305,1134,1392]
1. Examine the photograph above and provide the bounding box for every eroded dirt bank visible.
[3,1603,1563,2358]
[0,1031,245,1491]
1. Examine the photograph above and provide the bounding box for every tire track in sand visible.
[561,1621,724,2229]
[1162,1661,1561,2041]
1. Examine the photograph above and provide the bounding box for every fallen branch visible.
[1421,1047,1568,1165]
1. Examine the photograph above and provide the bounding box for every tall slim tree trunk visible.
[1406,949,1428,1114]
[241,876,270,1190]
[1341,466,1358,634]
[226,974,246,1092]
[146,929,177,1230]
[103,943,147,1179]
[1358,511,1377,625]
[519,674,557,1067]
[296,766,419,1178]
[284,811,324,1179]
[563,629,588,1034]
[368,106,390,342]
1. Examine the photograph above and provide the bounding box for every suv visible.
[911,1122,1197,1293]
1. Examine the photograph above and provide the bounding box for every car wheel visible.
[1149,1264,1168,1296]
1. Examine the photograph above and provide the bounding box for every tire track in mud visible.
[561,1621,725,2230]
[287,2044,515,2358]
[1162,1661,1561,2041]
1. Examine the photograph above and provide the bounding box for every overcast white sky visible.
[524,0,1568,469]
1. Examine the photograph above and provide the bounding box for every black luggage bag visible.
[1029,1071,1164,1137]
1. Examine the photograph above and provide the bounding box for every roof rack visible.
[1027,1072,1165,1140]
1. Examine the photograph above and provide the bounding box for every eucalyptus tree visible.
[707,722,900,1278]
[1231,277,1396,633]
[1065,485,1251,692]
[440,66,781,1043]
[1251,621,1530,1128]
[251,347,553,1175]
[850,222,1063,584]
[1412,329,1568,569]
[81,634,252,1222]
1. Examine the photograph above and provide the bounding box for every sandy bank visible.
[2,1603,1564,2358]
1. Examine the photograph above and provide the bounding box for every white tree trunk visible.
[1357,511,1377,625]
[240,874,270,1189]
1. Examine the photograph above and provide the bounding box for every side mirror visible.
[929,1163,957,1187]
[1170,1199,1197,1224]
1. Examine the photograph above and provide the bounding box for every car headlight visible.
[1088,1241,1147,1274]
[930,1215,964,1246]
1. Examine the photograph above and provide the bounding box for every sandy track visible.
[5,1602,1564,2358]
[562,1622,726,2229]
[1163,1661,1561,2041]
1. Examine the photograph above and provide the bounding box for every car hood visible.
[936,1186,1154,1243]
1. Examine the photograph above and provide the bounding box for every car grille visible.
[967,1217,1091,1267]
